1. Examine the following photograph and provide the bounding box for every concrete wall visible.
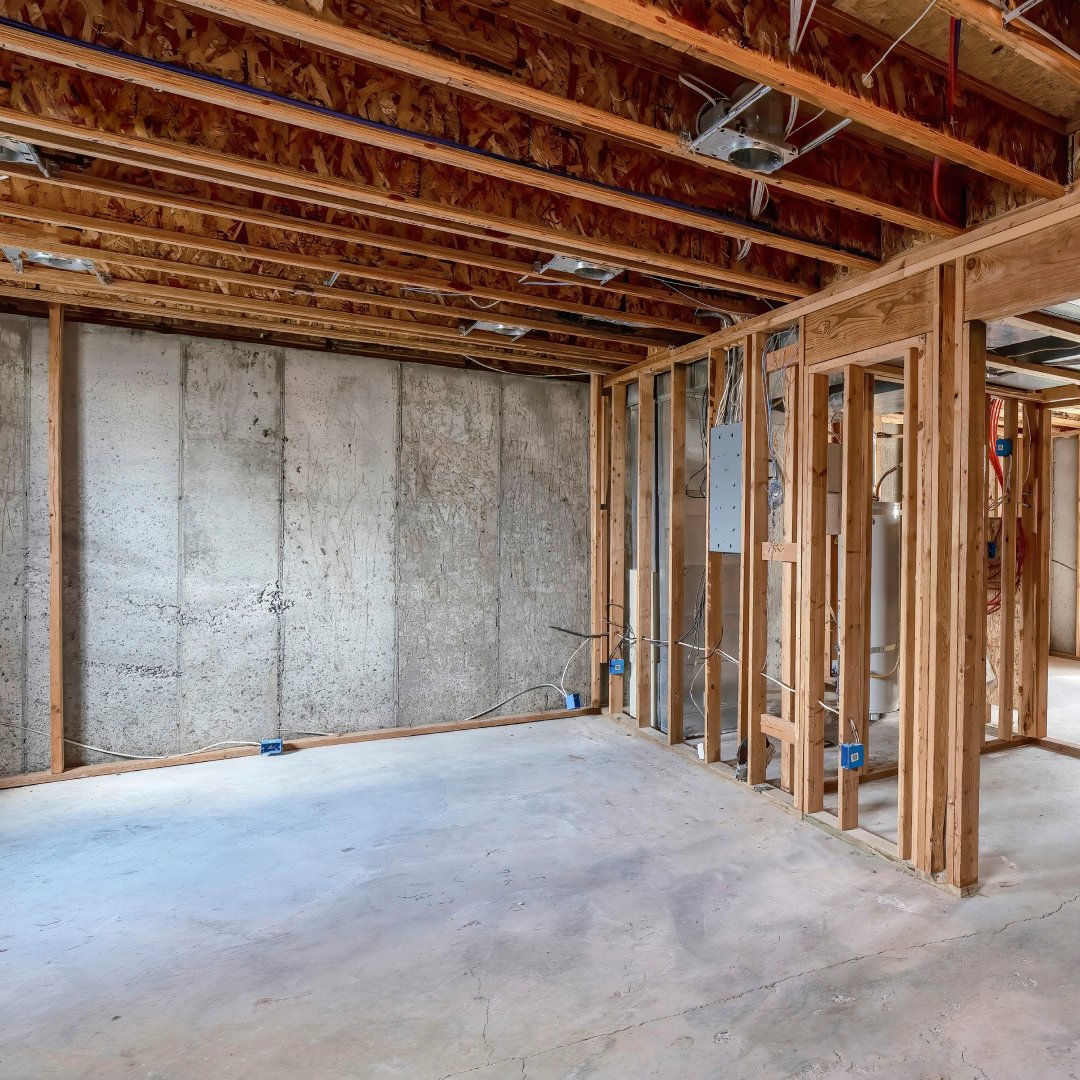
[0,316,590,775]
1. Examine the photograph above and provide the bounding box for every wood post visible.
[836,367,873,830]
[946,320,988,890]
[796,369,829,813]
[589,375,606,707]
[897,344,921,860]
[666,362,686,744]
[998,398,1019,739]
[635,374,655,729]
[703,349,724,762]
[48,304,65,775]
[609,382,627,712]
[779,362,800,793]
[743,335,769,784]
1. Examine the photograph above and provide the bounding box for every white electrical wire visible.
[678,72,724,106]
[861,0,940,88]
[461,684,565,724]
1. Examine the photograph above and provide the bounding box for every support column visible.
[998,398,1019,739]
[946,320,988,890]
[48,304,65,775]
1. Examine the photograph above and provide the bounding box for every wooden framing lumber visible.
[897,345,921,860]
[779,361,801,794]
[836,366,873,831]
[937,0,1080,90]
[0,18,874,274]
[0,705,599,791]
[636,373,655,730]
[946,320,988,890]
[666,362,686,745]
[47,303,64,775]
[609,382,628,712]
[0,108,811,302]
[742,335,769,784]
[171,0,956,237]
[589,376,605,707]
[703,349,723,763]
[547,0,1064,198]
[998,398,1020,740]
[796,367,829,813]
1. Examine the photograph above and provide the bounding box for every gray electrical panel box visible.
[709,423,743,553]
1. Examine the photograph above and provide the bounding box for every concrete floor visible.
[4,716,1080,1079]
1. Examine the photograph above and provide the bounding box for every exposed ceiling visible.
[0,0,1076,376]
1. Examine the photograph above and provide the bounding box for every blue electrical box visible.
[995,437,1013,457]
[608,658,625,675]
[988,540,998,560]
[260,738,283,756]
[840,742,864,770]
[565,693,582,709]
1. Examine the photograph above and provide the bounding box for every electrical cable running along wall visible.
[0,315,591,777]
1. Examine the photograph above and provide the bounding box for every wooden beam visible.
[937,0,1080,91]
[0,218,667,350]
[666,362,687,745]
[47,302,64,775]
[779,360,800,794]
[0,188,699,335]
[609,382,628,712]
[0,264,617,371]
[636,373,655,730]
[170,0,954,237]
[15,164,727,319]
[0,108,812,302]
[0,20,875,273]
[546,0,1064,198]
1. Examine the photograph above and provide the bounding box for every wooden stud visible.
[609,382,628,712]
[703,350,724,763]
[742,335,770,784]
[796,366,829,813]
[946,320,988,890]
[998,398,1019,739]
[779,362,801,793]
[666,363,686,745]
[47,303,64,775]
[896,344,921,859]
[589,375,604,706]
[836,367,872,831]
[636,374,655,729]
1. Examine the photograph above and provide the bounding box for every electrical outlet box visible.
[995,437,1013,457]
[840,742,864,770]
[608,658,625,675]
[988,540,998,560]
[565,693,582,710]
[260,738,283,756]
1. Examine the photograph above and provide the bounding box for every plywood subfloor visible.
[3,715,1080,1078]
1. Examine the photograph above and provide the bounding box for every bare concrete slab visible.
[3,715,1078,1079]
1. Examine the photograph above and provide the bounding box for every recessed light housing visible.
[462,320,531,341]
[2,246,111,285]
[536,255,623,285]
[0,137,49,178]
